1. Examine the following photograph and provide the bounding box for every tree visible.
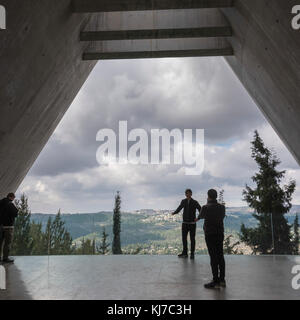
[217,191,240,255]
[30,221,45,255]
[218,189,225,206]
[11,194,33,255]
[43,210,73,255]
[292,214,299,255]
[97,227,110,255]
[131,246,142,255]
[77,237,95,255]
[240,131,296,255]
[44,216,53,255]
[224,235,241,255]
[80,237,85,254]
[51,210,73,255]
[92,238,96,255]
[7,194,75,256]
[112,191,122,254]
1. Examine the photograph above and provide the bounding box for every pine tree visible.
[97,227,110,255]
[78,237,95,255]
[43,211,73,255]
[11,194,33,255]
[30,221,45,255]
[44,216,52,255]
[112,191,122,254]
[240,131,296,255]
[293,214,299,255]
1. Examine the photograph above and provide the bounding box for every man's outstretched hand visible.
[194,218,199,222]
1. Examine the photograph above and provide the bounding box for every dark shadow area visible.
[0,262,32,300]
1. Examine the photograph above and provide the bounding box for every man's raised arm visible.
[172,200,184,216]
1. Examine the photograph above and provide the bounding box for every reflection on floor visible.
[0,255,299,300]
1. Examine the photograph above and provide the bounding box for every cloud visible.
[17,58,300,213]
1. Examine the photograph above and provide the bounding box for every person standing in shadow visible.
[172,189,201,260]
[196,189,226,289]
[0,193,18,263]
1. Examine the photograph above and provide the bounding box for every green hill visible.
[31,207,299,254]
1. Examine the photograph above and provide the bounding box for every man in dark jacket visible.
[0,193,18,263]
[196,189,226,289]
[172,189,201,260]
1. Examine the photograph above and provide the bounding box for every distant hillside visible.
[226,205,300,215]
[30,206,299,254]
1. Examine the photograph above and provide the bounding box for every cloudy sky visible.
[17,57,300,213]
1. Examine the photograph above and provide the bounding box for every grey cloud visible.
[30,57,264,177]
[19,58,299,213]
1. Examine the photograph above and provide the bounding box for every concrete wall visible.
[0,0,98,196]
[0,0,299,197]
[222,0,300,164]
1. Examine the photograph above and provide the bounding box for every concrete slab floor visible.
[0,255,299,300]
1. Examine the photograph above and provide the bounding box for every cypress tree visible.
[92,238,96,255]
[112,191,122,254]
[218,189,225,206]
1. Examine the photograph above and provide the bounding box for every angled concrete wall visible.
[0,0,99,196]
[222,0,300,164]
[0,0,299,198]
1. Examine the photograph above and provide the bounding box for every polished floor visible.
[0,255,299,300]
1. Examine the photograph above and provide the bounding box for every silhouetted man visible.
[0,193,18,263]
[196,189,226,289]
[172,189,201,260]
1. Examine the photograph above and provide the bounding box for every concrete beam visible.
[82,37,233,60]
[82,9,231,32]
[84,36,231,51]
[83,47,234,60]
[80,27,232,41]
[72,0,234,13]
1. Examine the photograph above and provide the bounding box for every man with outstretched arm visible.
[172,189,201,260]
[196,189,226,289]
